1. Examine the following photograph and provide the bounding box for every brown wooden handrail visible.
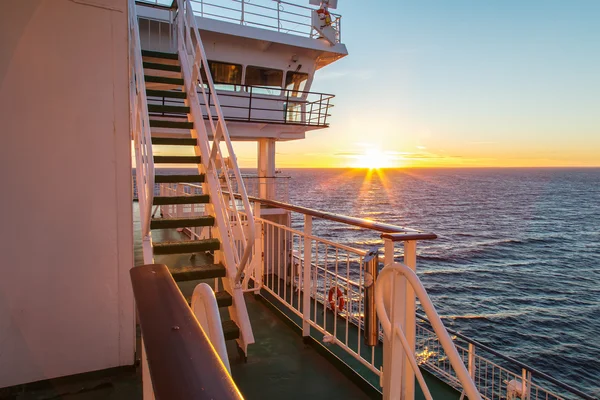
[130,264,243,400]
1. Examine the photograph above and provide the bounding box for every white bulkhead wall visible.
[0,0,134,388]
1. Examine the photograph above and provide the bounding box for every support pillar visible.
[257,138,276,200]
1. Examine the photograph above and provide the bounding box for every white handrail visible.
[375,262,482,400]
[129,0,155,252]
[176,0,256,285]
[190,283,231,373]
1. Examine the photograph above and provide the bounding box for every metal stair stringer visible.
[175,3,255,354]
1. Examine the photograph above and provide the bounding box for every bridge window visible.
[285,72,309,97]
[245,66,283,95]
[200,61,242,91]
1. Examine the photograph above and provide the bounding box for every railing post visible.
[253,201,263,294]
[468,343,476,380]
[302,215,312,337]
[403,240,417,400]
[284,91,289,124]
[363,248,379,346]
[241,0,245,25]
[248,87,253,122]
[382,238,405,399]
[141,338,155,400]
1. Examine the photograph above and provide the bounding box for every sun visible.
[352,147,393,169]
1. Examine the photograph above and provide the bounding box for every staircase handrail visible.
[128,0,155,238]
[175,0,255,285]
[375,262,482,400]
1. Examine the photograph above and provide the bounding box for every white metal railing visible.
[254,214,382,375]
[190,283,231,373]
[136,0,342,44]
[376,262,481,400]
[190,0,341,43]
[415,317,592,400]
[129,0,156,264]
[175,0,256,286]
[155,187,594,399]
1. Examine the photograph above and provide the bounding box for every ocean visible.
[283,167,600,395]
[141,166,600,394]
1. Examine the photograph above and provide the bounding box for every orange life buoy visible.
[328,287,345,311]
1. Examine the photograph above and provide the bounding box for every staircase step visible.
[146,89,187,99]
[143,62,181,72]
[153,195,210,205]
[154,239,220,255]
[145,75,184,86]
[148,104,190,114]
[151,216,215,230]
[153,155,201,164]
[222,320,240,341]
[151,137,197,146]
[168,263,226,281]
[185,291,233,308]
[141,50,179,60]
[150,120,194,129]
[155,174,205,183]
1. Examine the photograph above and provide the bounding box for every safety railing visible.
[175,0,255,286]
[131,264,242,400]
[376,262,481,400]
[146,83,334,127]
[129,0,156,264]
[415,315,596,400]
[187,0,342,43]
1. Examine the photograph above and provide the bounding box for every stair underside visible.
[143,61,181,72]
[146,89,187,99]
[153,239,220,255]
[150,216,215,230]
[153,155,201,164]
[185,290,233,308]
[148,104,190,114]
[151,137,197,146]
[167,263,227,281]
[153,195,210,205]
[155,174,205,183]
[141,50,178,60]
[150,120,193,129]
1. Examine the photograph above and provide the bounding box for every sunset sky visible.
[233,0,600,168]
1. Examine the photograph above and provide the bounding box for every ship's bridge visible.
[137,0,348,141]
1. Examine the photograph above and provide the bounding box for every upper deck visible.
[137,0,348,70]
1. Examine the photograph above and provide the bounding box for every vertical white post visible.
[257,139,276,200]
[302,215,312,337]
[468,343,476,380]
[403,240,417,400]
[382,238,405,400]
[141,338,155,400]
[253,201,263,294]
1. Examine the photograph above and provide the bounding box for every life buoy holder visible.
[328,287,345,311]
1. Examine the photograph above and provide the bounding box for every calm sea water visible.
[283,168,600,395]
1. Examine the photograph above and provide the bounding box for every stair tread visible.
[153,195,210,205]
[150,216,215,229]
[155,174,205,183]
[141,50,178,60]
[168,263,226,281]
[185,291,233,308]
[222,320,240,341]
[151,137,197,146]
[148,104,190,114]
[143,61,181,72]
[150,120,194,129]
[153,239,220,255]
[146,89,187,99]
[145,75,184,85]
[153,155,201,164]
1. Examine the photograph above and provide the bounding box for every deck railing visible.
[136,0,342,43]
[131,264,242,400]
[144,181,595,400]
[146,83,334,127]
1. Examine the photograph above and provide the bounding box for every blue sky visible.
[271,0,600,167]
